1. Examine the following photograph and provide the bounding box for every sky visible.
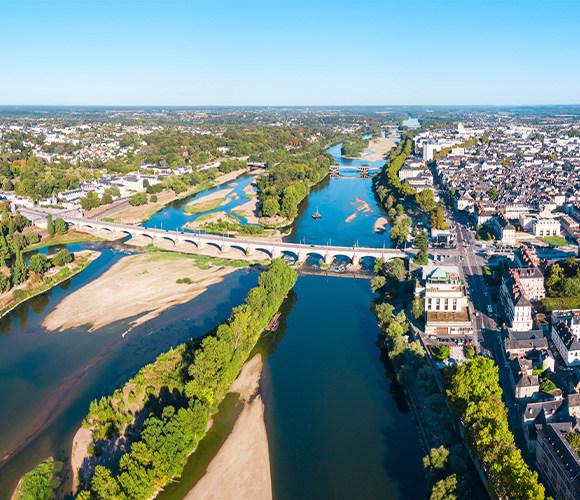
[1,0,579,106]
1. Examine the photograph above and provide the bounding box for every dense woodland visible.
[256,151,332,220]
[340,135,369,157]
[77,259,297,500]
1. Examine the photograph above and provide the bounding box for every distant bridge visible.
[61,216,407,265]
[330,165,379,172]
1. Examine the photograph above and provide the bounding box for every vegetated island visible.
[11,457,63,500]
[42,251,242,333]
[340,135,370,158]
[71,259,296,500]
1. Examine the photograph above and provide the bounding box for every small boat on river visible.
[312,208,322,219]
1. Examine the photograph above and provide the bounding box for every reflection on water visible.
[263,275,427,500]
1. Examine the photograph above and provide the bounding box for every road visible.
[451,214,531,459]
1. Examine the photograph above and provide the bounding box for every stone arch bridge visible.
[63,216,407,265]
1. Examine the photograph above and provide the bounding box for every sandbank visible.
[42,252,236,333]
[234,197,261,224]
[374,217,389,233]
[187,188,234,208]
[184,354,271,500]
[71,427,92,494]
[345,197,373,223]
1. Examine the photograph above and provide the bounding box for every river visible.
[0,134,427,500]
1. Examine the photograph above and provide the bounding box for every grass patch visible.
[101,217,115,223]
[542,236,569,247]
[141,248,252,268]
[184,197,225,215]
[542,297,580,312]
[482,265,501,286]
[24,231,106,253]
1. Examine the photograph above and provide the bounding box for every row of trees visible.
[446,357,547,499]
[79,259,297,500]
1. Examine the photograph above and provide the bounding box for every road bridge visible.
[60,216,407,265]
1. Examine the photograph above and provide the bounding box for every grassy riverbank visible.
[11,457,62,500]
[0,250,99,320]
[23,230,106,253]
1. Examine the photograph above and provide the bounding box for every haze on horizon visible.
[2,0,579,107]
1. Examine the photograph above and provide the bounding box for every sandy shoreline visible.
[42,252,236,333]
[374,217,389,233]
[185,353,271,500]
[342,136,396,163]
[186,188,234,211]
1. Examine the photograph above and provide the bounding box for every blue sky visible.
[1,0,579,105]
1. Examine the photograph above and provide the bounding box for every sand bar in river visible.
[43,252,235,333]
[184,353,271,500]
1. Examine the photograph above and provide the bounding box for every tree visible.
[52,248,73,267]
[29,253,49,275]
[54,217,67,235]
[388,258,405,281]
[129,192,148,206]
[430,207,445,230]
[371,275,386,293]
[395,203,404,216]
[261,198,280,218]
[374,257,385,275]
[489,188,499,201]
[430,345,450,360]
[414,230,429,251]
[25,231,39,246]
[46,214,54,237]
[430,474,458,500]
[416,189,436,212]
[423,446,450,480]
[150,194,158,203]
[414,249,428,265]
[540,378,556,393]
[411,295,423,319]
[374,302,394,325]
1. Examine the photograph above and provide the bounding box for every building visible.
[417,266,473,336]
[519,213,561,237]
[552,310,580,337]
[536,423,580,500]
[491,213,516,246]
[552,322,580,367]
[500,270,534,331]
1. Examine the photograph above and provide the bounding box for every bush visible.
[430,345,450,361]
[87,444,101,457]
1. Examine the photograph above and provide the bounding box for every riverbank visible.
[184,353,271,500]
[184,188,234,214]
[42,252,238,333]
[23,230,106,252]
[106,169,253,224]
[0,250,100,320]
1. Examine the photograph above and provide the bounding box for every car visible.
[484,292,488,297]
[429,335,437,340]
[487,305,493,314]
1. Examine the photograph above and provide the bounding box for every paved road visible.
[451,214,531,460]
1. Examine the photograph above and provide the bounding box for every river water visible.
[0,134,427,500]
